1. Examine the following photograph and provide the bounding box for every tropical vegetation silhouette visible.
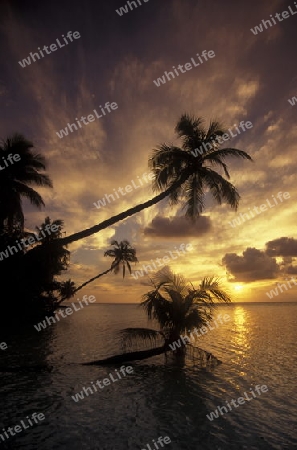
[0,133,52,234]
[0,114,252,324]
[83,267,231,366]
[16,217,71,316]
[58,279,77,303]
[0,135,62,321]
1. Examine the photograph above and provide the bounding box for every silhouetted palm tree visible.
[58,114,252,246]
[0,133,52,233]
[57,240,138,304]
[84,267,231,366]
[58,279,76,301]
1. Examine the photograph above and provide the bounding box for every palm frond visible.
[149,144,189,192]
[203,148,253,162]
[197,276,231,303]
[14,182,45,208]
[202,156,231,179]
[201,167,240,210]
[175,114,205,139]
[205,120,226,140]
[120,327,164,350]
[15,169,53,188]
[183,174,204,219]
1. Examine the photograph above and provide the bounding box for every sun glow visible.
[234,284,244,292]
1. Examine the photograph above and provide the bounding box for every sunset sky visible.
[0,0,296,302]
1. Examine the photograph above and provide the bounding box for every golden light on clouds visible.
[0,0,296,303]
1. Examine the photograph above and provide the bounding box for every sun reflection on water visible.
[231,306,251,376]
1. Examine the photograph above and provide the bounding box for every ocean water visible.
[1,303,297,450]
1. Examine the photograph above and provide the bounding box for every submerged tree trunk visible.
[82,345,167,365]
[82,344,222,368]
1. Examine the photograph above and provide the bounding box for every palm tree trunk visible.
[73,267,112,294]
[82,345,167,365]
[58,174,189,246]
[57,267,112,305]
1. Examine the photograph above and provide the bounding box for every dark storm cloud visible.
[143,215,211,238]
[222,247,280,282]
[265,237,297,256]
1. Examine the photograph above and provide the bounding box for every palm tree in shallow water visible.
[83,267,231,366]
[0,133,52,234]
[58,114,252,246]
[57,240,138,304]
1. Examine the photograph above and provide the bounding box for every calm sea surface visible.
[1,303,297,450]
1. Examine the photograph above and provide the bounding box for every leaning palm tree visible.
[83,267,231,366]
[57,240,138,304]
[58,114,252,246]
[0,133,53,233]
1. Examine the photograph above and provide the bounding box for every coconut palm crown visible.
[104,239,138,278]
[149,114,253,219]
[121,266,231,352]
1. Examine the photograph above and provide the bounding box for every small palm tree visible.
[58,279,76,301]
[84,267,231,366]
[0,133,52,233]
[58,114,252,246]
[57,240,138,304]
